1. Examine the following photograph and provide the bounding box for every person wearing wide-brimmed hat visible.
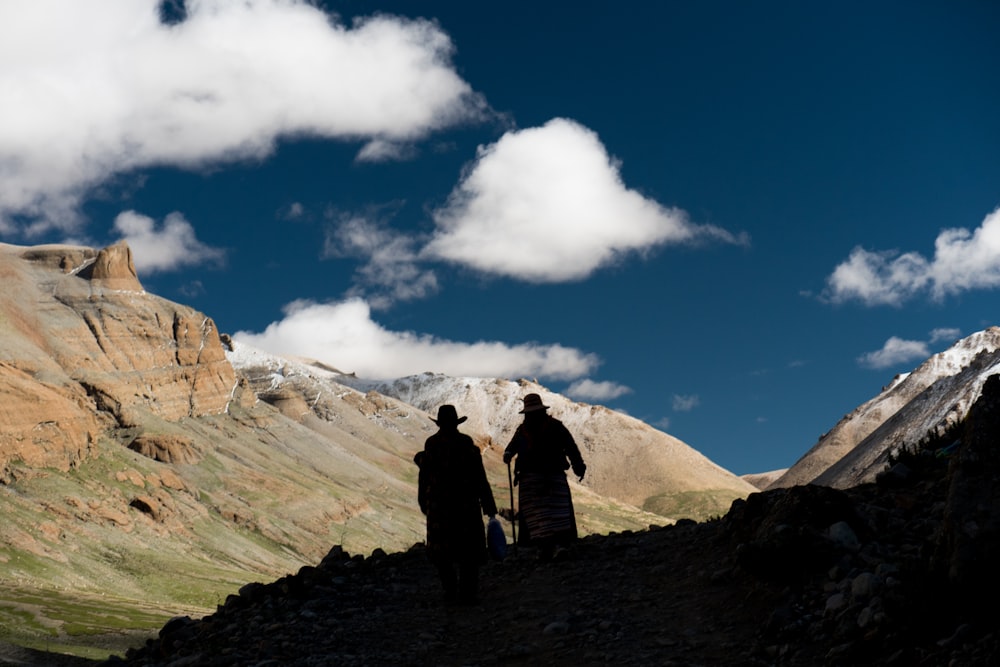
[415,404,497,604]
[503,393,586,559]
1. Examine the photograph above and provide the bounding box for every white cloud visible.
[355,139,417,163]
[672,394,700,412]
[324,210,439,308]
[857,336,930,369]
[233,298,600,380]
[279,202,306,221]
[423,118,748,282]
[825,207,1000,305]
[111,210,224,274]
[0,0,485,233]
[929,327,961,344]
[825,247,929,306]
[564,379,632,401]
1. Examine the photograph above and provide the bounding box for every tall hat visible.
[431,404,467,426]
[520,393,549,413]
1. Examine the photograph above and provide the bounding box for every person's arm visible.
[503,427,523,464]
[560,424,587,480]
[477,456,498,517]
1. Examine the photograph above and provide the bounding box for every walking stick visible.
[507,459,517,555]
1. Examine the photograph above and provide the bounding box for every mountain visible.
[0,241,748,659]
[769,327,1000,489]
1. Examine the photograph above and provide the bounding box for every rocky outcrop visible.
[85,241,143,292]
[0,242,236,471]
[127,434,202,464]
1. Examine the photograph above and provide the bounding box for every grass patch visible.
[0,584,199,660]
[643,489,746,522]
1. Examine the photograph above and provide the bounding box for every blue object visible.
[487,517,507,561]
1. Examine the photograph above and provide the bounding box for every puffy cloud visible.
[424,118,748,282]
[825,208,1000,305]
[564,379,632,401]
[857,336,930,370]
[0,0,485,233]
[111,210,224,273]
[234,298,600,380]
[927,209,1000,297]
[824,248,929,306]
[672,394,700,412]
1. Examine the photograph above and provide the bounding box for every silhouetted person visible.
[415,405,497,604]
[503,393,586,559]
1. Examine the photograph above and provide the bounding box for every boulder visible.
[128,433,202,464]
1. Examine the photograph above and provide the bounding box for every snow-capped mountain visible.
[770,327,1000,489]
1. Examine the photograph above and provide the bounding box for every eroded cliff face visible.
[0,242,235,472]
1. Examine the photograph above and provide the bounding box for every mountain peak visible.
[86,241,143,292]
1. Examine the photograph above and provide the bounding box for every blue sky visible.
[2,1,999,474]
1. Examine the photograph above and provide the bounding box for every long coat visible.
[416,428,497,564]
[504,413,586,544]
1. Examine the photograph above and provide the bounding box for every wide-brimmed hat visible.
[431,404,467,426]
[520,393,549,413]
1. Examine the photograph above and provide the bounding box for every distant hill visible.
[741,469,787,490]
